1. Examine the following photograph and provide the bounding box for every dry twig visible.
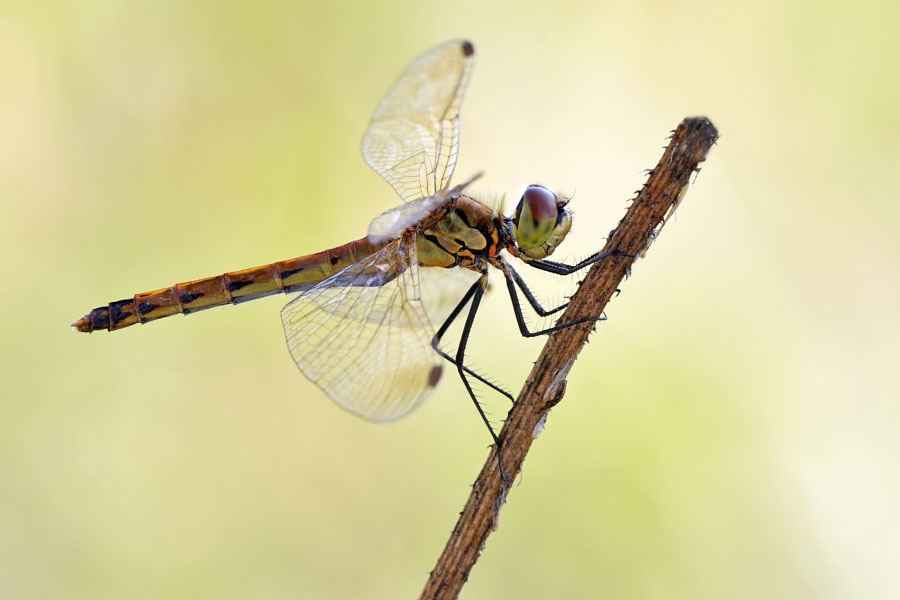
[419,117,719,600]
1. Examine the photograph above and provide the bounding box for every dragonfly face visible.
[510,184,573,260]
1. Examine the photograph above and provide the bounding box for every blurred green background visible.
[2,0,898,598]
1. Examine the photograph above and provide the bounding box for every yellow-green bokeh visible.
[2,0,898,598]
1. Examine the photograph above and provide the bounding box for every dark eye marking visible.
[523,185,558,222]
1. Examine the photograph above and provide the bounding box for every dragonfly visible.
[73,40,615,480]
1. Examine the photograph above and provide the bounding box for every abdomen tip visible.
[71,315,92,332]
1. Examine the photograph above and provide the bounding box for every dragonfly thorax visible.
[416,195,501,270]
[510,185,572,259]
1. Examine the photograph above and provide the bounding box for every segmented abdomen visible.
[72,236,381,333]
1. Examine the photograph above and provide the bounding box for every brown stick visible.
[419,117,719,600]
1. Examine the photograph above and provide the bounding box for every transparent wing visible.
[418,264,482,330]
[281,238,442,422]
[368,191,453,244]
[362,39,475,203]
[367,172,483,244]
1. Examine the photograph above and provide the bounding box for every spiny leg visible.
[502,262,607,338]
[450,273,512,482]
[431,279,514,402]
[506,262,569,317]
[524,248,633,276]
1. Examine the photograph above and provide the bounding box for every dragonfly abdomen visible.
[72,236,381,333]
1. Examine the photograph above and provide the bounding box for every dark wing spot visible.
[138,302,157,315]
[280,267,303,278]
[461,40,474,57]
[329,255,341,266]
[227,280,253,292]
[427,365,443,388]
[180,292,204,304]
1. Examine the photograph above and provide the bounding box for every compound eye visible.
[519,185,558,226]
[514,185,560,253]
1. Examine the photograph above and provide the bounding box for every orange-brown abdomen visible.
[72,236,382,333]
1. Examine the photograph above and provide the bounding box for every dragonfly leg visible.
[445,273,512,483]
[431,279,514,403]
[503,265,607,338]
[524,248,633,276]
[505,262,568,317]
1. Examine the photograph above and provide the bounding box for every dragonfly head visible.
[511,185,572,259]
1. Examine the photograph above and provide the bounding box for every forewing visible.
[281,239,442,422]
[362,39,474,202]
[367,193,451,244]
[367,172,483,244]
